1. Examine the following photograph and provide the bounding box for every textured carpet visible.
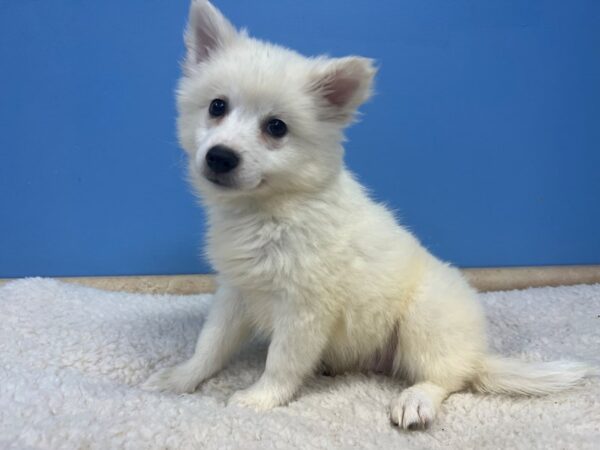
[1,278,598,449]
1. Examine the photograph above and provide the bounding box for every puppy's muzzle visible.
[205,145,240,174]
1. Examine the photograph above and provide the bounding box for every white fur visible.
[144,0,594,430]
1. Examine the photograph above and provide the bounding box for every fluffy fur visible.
[144,0,593,430]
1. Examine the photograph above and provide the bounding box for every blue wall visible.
[1,0,599,278]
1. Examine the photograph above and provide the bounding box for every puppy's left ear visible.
[308,57,377,124]
[183,0,239,72]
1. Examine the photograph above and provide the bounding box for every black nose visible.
[205,145,240,174]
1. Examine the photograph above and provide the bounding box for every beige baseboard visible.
[1,265,599,294]
[461,265,600,292]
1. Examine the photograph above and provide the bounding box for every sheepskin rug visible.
[1,278,598,449]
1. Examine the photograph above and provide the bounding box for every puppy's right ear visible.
[183,0,238,71]
[308,57,377,125]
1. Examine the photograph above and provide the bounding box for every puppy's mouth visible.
[205,174,237,189]
[203,172,265,191]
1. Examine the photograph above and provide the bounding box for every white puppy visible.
[145,0,592,429]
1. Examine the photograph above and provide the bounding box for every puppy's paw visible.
[142,363,200,394]
[228,385,285,411]
[390,387,437,430]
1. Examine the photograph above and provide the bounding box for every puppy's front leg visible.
[143,285,250,394]
[229,307,331,410]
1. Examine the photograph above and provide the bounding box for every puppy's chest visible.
[208,216,312,290]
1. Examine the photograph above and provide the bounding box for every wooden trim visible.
[1,266,599,294]
[462,265,600,292]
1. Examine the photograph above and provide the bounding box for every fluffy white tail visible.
[472,355,596,396]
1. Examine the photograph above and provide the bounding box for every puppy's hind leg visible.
[390,381,449,430]
[390,262,487,430]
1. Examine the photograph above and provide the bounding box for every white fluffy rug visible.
[1,278,599,449]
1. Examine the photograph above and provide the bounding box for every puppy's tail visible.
[472,355,597,396]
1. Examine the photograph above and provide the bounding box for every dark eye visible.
[209,98,227,117]
[265,118,288,138]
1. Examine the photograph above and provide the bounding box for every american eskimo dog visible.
[144,0,592,429]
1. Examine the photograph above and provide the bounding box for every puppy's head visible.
[177,0,376,201]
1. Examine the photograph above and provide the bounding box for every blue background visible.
[1,0,599,278]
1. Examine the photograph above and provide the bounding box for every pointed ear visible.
[184,0,238,70]
[308,57,377,124]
